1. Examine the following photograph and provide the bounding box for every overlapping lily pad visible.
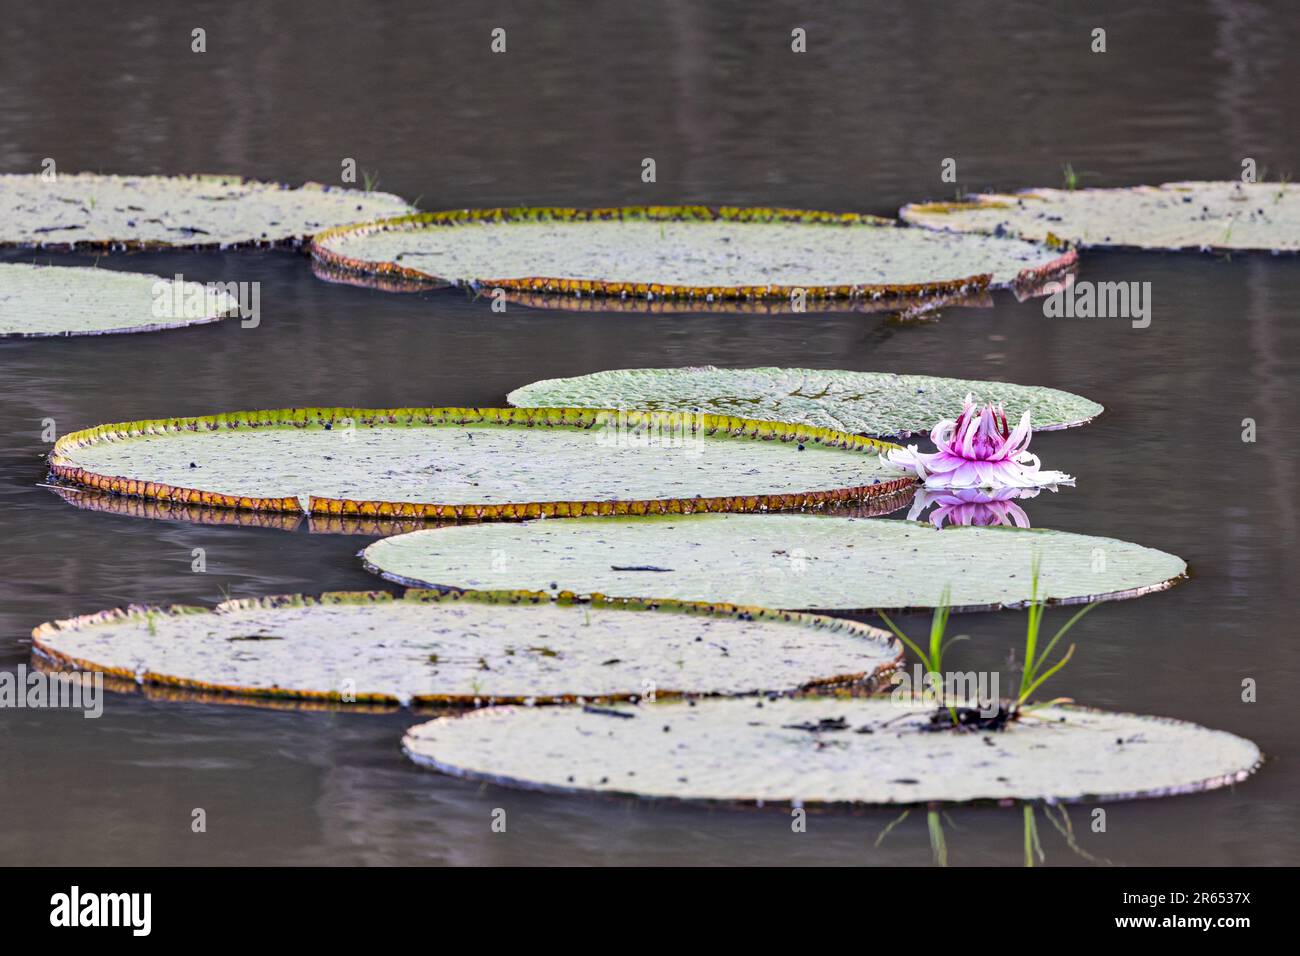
[900,181,1300,252]
[47,407,913,520]
[31,590,901,706]
[508,366,1103,439]
[1,263,239,338]
[309,206,1077,300]
[403,697,1261,806]
[362,514,1187,612]
[0,173,414,249]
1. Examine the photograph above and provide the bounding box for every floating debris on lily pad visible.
[362,514,1187,612]
[900,181,1300,252]
[47,407,914,520]
[403,697,1261,806]
[310,206,1076,300]
[0,173,414,249]
[508,367,1103,439]
[0,263,239,338]
[31,590,901,706]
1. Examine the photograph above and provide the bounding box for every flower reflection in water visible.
[907,486,1057,529]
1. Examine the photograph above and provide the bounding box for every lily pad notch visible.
[309,205,1078,301]
[47,406,916,520]
[31,589,903,707]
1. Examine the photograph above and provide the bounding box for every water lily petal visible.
[1005,408,1033,454]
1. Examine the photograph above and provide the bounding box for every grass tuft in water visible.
[876,586,965,724]
[876,561,1097,729]
[1017,557,1096,709]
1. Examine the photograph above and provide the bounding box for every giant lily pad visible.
[508,366,1103,439]
[362,514,1187,612]
[901,181,1300,252]
[1,263,240,338]
[47,407,913,519]
[311,257,995,317]
[403,697,1261,806]
[47,480,916,535]
[0,173,414,249]
[31,590,901,706]
[309,206,1076,300]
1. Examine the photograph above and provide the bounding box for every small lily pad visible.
[310,206,1076,299]
[48,407,913,519]
[403,697,1261,806]
[508,366,1103,439]
[362,514,1187,612]
[0,173,414,249]
[31,591,902,705]
[901,181,1300,252]
[0,263,239,338]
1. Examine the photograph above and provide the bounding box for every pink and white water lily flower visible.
[885,394,1074,490]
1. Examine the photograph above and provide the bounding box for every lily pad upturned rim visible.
[900,182,1300,254]
[402,698,1263,808]
[31,588,903,708]
[0,172,415,251]
[47,405,915,520]
[46,481,918,536]
[310,205,1077,300]
[309,257,998,316]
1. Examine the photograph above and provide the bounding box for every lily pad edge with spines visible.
[310,204,1078,300]
[47,405,916,519]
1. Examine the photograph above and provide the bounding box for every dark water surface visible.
[1,1,1297,865]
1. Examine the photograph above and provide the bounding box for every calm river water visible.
[1,0,1296,864]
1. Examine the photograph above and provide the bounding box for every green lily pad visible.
[403,697,1261,806]
[0,172,414,249]
[0,263,240,338]
[48,407,912,520]
[311,256,996,316]
[31,591,901,706]
[508,366,1102,439]
[362,514,1187,612]
[901,181,1300,252]
[310,206,1076,298]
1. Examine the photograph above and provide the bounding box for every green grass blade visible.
[928,809,948,867]
[874,808,910,848]
[1035,602,1098,668]
[1019,643,1076,704]
[875,609,933,671]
